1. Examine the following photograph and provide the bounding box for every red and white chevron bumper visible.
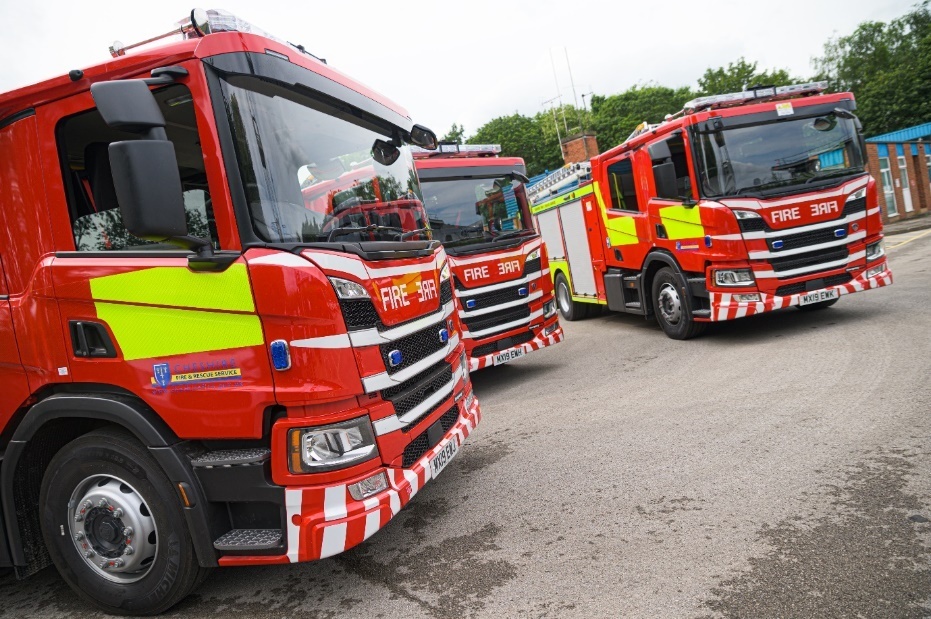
[469,326,564,371]
[709,262,892,322]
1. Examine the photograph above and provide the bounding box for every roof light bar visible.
[411,143,502,156]
[683,81,829,112]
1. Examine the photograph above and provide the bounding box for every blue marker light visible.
[772,240,784,250]
[388,350,403,367]
[466,299,476,309]
[518,287,528,297]
[834,228,847,238]
[704,235,713,248]
[438,328,449,343]
[270,340,291,371]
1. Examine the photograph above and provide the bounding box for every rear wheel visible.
[40,428,207,615]
[797,298,839,311]
[555,272,591,321]
[651,267,706,340]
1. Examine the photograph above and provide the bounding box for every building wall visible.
[560,134,599,165]
[865,142,930,224]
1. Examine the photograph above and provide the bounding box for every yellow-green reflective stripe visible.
[530,185,595,215]
[95,303,264,361]
[89,264,255,312]
[548,260,606,305]
[660,205,705,240]
[593,181,639,246]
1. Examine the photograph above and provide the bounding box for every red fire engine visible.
[0,9,479,614]
[529,83,892,339]
[414,144,562,369]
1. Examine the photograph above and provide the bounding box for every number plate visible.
[493,347,525,366]
[799,288,839,306]
[429,437,459,478]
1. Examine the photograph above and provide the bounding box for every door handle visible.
[69,321,116,358]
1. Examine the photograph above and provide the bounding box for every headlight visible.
[846,187,867,202]
[330,277,370,299]
[866,240,885,261]
[464,389,475,410]
[713,269,755,287]
[526,248,540,262]
[459,350,470,383]
[543,299,557,317]
[732,210,761,220]
[288,417,378,473]
[439,261,451,282]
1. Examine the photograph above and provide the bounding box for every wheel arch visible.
[1,390,217,576]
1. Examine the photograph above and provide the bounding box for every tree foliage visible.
[441,123,466,144]
[697,57,798,95]
[469,113,563,176]
[590,85,696,152]
[814,1,931,136]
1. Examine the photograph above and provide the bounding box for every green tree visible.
[697,57,798,95]
[441,123,466,144]
[589,85,697,151]
[470,114,563,176]
[814,1,931,136]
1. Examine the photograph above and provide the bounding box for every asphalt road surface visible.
[4,230,930,618]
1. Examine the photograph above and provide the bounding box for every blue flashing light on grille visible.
[388,350,403,367]
[465,299,476,309]
[270,340,291,371]
[834,228,847,238]
[438,328,449,343]
[518,287,528,297]
[772,240,784,250]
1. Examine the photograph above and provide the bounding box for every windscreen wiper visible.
[399,227,432,241]
[804,169,858,184]
[491,230,534,242]
[326,224,404,242]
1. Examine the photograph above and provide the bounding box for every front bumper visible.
[468,325,564,371]
[708,262,892,322]
[218,392,481,566]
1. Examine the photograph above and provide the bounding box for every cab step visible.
[191,448,270,468]
[213,529,283,552]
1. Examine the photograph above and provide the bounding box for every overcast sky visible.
[0,0,914,138]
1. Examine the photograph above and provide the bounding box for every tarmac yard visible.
[5,229,930,618]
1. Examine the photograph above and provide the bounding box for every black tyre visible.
[651,267,707,340]
[40,428,208,615]
[554,272,591,321]
[797,298,839,311]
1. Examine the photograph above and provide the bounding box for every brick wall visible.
[560,133,599,164]
[865,142,929,224]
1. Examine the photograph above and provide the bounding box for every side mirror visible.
[410,124,438,150]
[648,140,672,163]
[372,139,401,166]
[653,162,678,200]
[109,141,188,242]
[511,171,530,184]
[91,80,169,138]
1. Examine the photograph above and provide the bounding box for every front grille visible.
[401,405,461,467]
[843,196,866,216]
[737,218,767,233]
[340,298,443,333]
[380,361,453,417]
[440,279,453,304]
[524,257,541,274]
[775,273,852,296]
[462,305,531,334]
[340,299,382,331]
[379,322,448,373]
[464,282,528,312]
[769,246,849,276]
[471,330,535,357]
[767,227,845,252]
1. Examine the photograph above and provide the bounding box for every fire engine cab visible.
[530,83,892,339]
[414,144,562,370]
[0,9,480,614]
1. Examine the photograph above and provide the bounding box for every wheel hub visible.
[658,283,682,325]
[557,282,571,312]
[69,475,158,583]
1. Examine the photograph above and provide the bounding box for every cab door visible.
[34,71,275,440]
[596,151,651,269]
[0,255,30,429]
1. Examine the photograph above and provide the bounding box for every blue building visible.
[865,122,931,223]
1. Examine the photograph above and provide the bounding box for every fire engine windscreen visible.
[219,77,427,243]
[420,176,530,251]
[696,111,865,198]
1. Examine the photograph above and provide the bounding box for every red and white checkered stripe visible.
[469,326,564,371]
[284,392,481,563]
[709,265,892,322]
